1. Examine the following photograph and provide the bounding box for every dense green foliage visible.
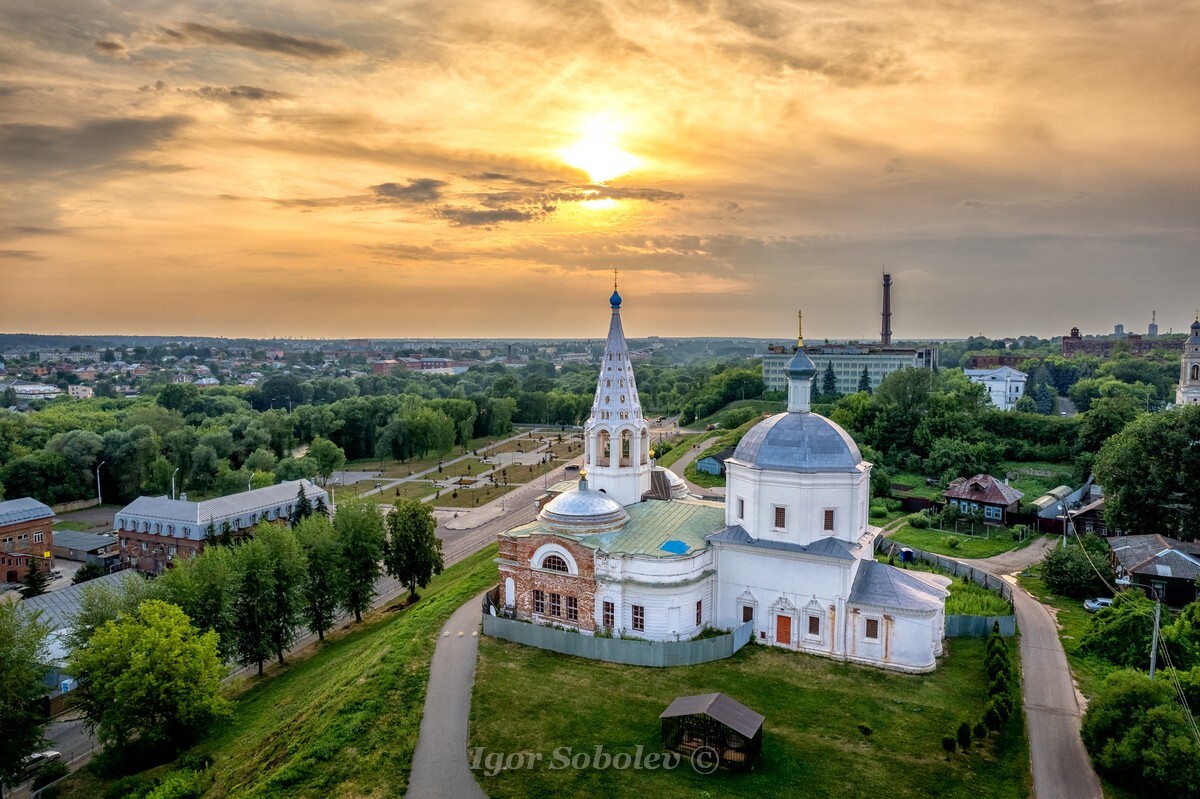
[0,600,52,791]
[383,499,444,598]
[68,600,228,751]
[1040,535,1115,598]
[1081,669,1200,798]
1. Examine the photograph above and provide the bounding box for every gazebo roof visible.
[659,693,764,738]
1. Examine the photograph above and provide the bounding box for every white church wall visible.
[711,546,856,634]
[725,464,872,547]
[845,603,942,672]
[595,576,714,640]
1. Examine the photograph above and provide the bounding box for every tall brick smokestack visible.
[881,273,893,346]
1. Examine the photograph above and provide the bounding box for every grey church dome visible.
[539,483,629,533]
[732,412,862,473]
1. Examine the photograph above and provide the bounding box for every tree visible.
[188,443,221,491]
[294,515,345,642]
[256,525,308,665]
[0,600,51,794]
[1079,592,1157,669]
[243,447,278,474]
[155,383,199,414]
[67,600,227,751]
[307,436,346,485]
[1094,405,1200,539]
[1041,536,1115,599]
[383,500,444,599]
[334,499,385,623]
[158,545,238,659]
[1012,394,1038,413]
[67,573,163,653]
[821,361,837,398]
[71,562,106,585]
[232,538,275,676]
[275,456,319,482]
[19,559,50,599]
[1081,668,1200,797]
[290,484,313,526]
[858,365,872,394]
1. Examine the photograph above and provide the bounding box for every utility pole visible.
[95,460,106,505]
[1149,591,1162,680]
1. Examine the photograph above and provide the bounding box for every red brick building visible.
[498,531,598,631]
[0,498,55,584]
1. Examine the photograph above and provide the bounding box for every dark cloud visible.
[0,116,189,178]
[439,206,547,227]
[156,23,353,60]
[11,226,60,236]
[466,172,559,187]
[0,250,42,260]
[94,39,127,56]
[191,85,292,102]
[365,243,463,261]
[371,179,448,203]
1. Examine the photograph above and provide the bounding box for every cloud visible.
[94,39,128,57]
[0,116,190,178]
[191,85,293,102]
[371,179,448,203]
[0,250,42,260]
[465,172,559,187]
[439,206,548,227]
[155,22,353,60]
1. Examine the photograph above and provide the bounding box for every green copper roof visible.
[501,498,725,559]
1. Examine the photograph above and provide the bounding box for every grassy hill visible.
[61,545,499,799]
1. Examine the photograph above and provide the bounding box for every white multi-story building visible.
[964,366,1027,411]
[498,291,949,672]
[762,344,938,394]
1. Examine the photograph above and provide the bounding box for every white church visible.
[497,287,949,672]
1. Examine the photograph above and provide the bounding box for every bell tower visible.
[1177,316,1200,406]
[583,275,652,505]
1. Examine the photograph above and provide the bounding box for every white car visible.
[1083,597,1113,613]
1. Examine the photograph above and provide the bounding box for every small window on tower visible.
[865,618,880,639]
[774,506,786,528]
[808,615,821,637]
[823,509,835,531]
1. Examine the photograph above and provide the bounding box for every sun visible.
[560,114,640,184]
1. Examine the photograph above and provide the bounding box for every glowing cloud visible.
[559,114,640,184]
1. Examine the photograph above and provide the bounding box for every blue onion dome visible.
[539,486,629,533]
[785,348,817,379]
[733,412,862,473]
[610,289,622,308]
[1192,318,1200,334]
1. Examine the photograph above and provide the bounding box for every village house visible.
[942,474,1024,525]
[0,498,55,584]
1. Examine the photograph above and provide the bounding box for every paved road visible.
[665,439,724,498]
[406,595,488,799]
[960,536,1102,799]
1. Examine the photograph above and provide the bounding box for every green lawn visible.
[691,399,784,430]
[471,636,1030,799]
[997,462,1076,502]
[887,524,1041,560]
[890,472,944,500]
[433,483,519,508]
[683,445,727,488]
[60,545,501,799]
[878,556,1013,616]
[52,519,93,532]
[657,432,717,469]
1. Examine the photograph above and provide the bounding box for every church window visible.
[533,590,545,614]
[773,506,786,529]
[542,554,569,573]
[742,605,754,623]
[603,601,614,627]
[550,593,561,616]
[567,596,578,621]
[605,395,610,403]
[737,498,745,519]
[823,509,835,531]
[865,618,880,639]
[619,379,624,387]
[807,615,821,637]
[620,395,625,403]
[632,605,645,631]
[606,379,611,387]
[696,600,703,626]
[1193,364,1199,381]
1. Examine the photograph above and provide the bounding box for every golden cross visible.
[797,309,804,348]
[614,269,618,291]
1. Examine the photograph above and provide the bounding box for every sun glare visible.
[560,114,640,184]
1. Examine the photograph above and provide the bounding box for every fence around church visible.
[482,594,755,667]
[875,538,1017,637]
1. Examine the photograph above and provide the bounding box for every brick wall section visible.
[119,530,206,574]
[0,518,53,582]
[499,534,598,632]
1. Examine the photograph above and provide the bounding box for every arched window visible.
[542,555,569,572]
[1192,364,1199,381]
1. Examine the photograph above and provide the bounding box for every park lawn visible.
[1016,570,1116,700]
[877,556,1013,616]
[684,458,726,488]
[657,432,718,469]
[52,519,92,532]
[503,458,569,484]
[376,481,438,503]
[887,524,1040,560]
[430,457,485,480]
[470,636,1030,799]
[59,545,500,799]
[433,483,519,509]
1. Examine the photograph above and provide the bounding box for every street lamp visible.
[171,467,180,500]
[95,461,106,505]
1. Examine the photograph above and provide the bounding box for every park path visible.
[406,595,488,799]
[665,439,725,497]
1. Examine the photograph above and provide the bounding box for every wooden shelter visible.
[660,692,763,771]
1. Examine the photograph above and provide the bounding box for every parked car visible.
[1083,597,1113,613]
[21,750,61,780]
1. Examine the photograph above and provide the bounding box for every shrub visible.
[907,513,929,529]
[945,537,961,550]
[869,504,888,519]
[984,704,1003,731]
[857,723,873,737]
[942,735,957,754]
[145,769,208,799]
[956,721,972,751]
[972,720,988,740]
[106,776,155,799]
[32,759,69,789]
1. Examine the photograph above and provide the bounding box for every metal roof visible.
[116,479,326,535]
[660,693,764,738]
[848,560,949,611]
[707,525,858,561]
[50,529,116,551]
[943,474,1024,507]
[19,571,130,630]
[731,412,862,474]
[584,500,724,557]
[0,497,54,527]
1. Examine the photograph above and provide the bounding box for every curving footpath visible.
[406,595,488,799]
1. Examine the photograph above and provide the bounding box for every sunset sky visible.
[1,0,1196,340]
